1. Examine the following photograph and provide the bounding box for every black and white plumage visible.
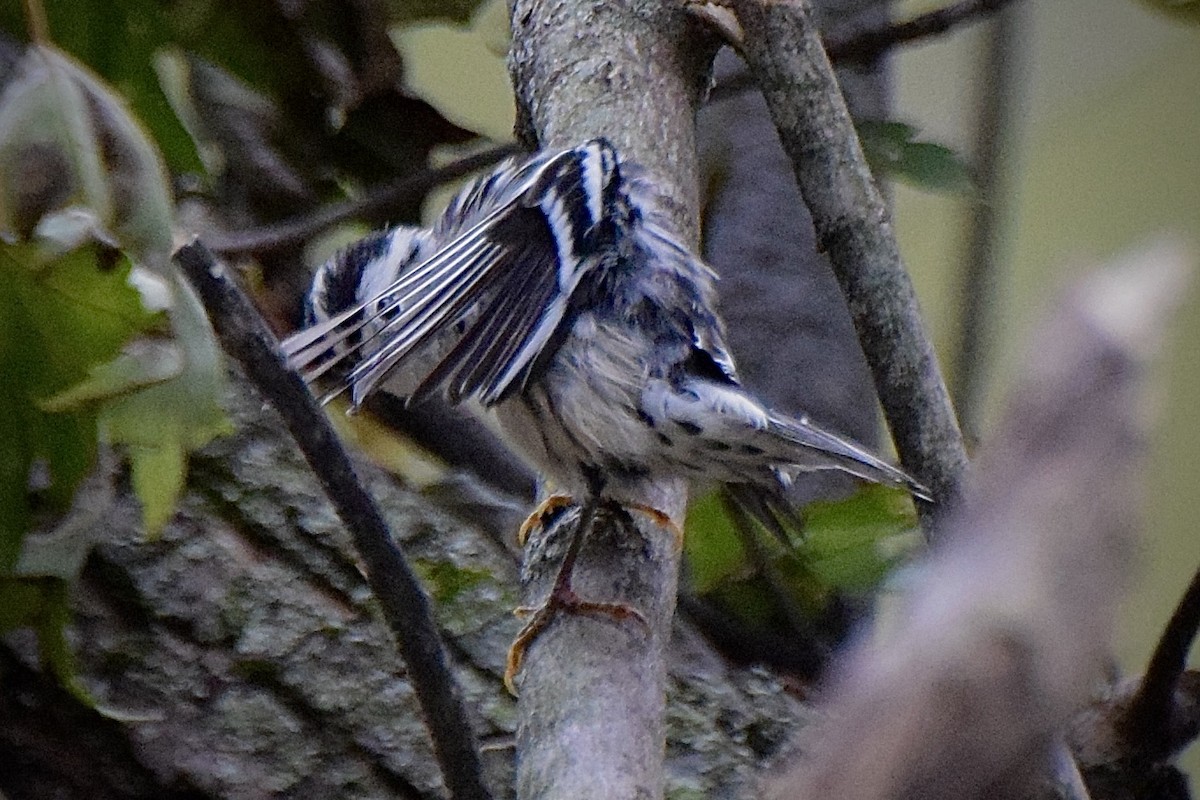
[281,139,929,511]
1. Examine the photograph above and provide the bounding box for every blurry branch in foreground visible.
[761,240,1191,800]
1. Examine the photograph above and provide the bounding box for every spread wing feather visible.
[281,142,611,408]
[412,219,565,405]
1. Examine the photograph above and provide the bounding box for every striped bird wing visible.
[280,141,611,409]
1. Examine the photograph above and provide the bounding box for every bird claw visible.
[503,497,674,695]
[516,493,575,546]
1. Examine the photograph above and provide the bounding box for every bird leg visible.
[504,500,651,695]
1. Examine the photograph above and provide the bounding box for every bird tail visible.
[764,410,932,503]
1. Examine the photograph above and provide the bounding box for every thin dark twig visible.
[1124,564,1200,749]
[950,5,1024,443]
[206,143,521,258]
[173,240,493,800]
[827,0,1021,65]
[708,0,1020,103]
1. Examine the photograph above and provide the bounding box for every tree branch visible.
[173,240,492,800]
[1125,564,1200,752]
[707,0,1022,103]
[829,0,1022,66]
[728,0,969,527]
[204,143,520,258]
[1066,557,1200,794]
[506,2,716,798]
[949,5,1025,443]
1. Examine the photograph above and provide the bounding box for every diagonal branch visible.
[204,143,520,258]
[173,240,492,800]
[728,0,969,528]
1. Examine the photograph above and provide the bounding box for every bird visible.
[280,138,930,691]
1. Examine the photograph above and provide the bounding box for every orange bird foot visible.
[622,502,685,549]
[504,581,649,696]
[503,498,678,695]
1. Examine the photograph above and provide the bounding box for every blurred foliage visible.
[802,484,922,591]
[686,484,918,597]
[0,0,495,699]
[684,484,919,672]
[859,120,973,193]
[0,239,158,566]
[0,0,202,174]
[0,576,90,702]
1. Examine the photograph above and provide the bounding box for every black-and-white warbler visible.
[281,139,929,688]
[282,138,927,507]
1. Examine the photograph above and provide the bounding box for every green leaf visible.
[0,240,158,567]
[97,296,228,539]
[680,486,920,640]
[858,120,973,194]
[101,275,231,538]
[41,340,183,411]
[685,485,919,603]
[683,490,751,595]
[0,42,229,541]
[128,435,186,538]
[801,484,921,592]
[0,8,230,702]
